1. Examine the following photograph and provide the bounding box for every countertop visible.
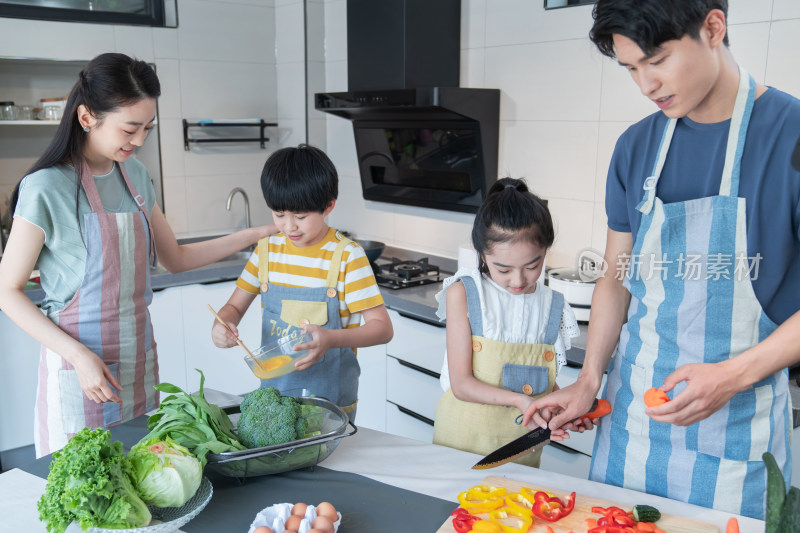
[1,398,762,533]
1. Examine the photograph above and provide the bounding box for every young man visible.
[211,144,393,421]
[523,0,800,519]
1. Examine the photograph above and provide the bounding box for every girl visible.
[432,177,580,467]
[0,53,276,457]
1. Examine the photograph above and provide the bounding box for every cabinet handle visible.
[390,356,440,379]
[389,401,434,427]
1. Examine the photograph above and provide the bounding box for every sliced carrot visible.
[585,518,598,529]
[644,387,670,407]
[726,518,740,533]
[635,521,656,532]
[546,527,555,533]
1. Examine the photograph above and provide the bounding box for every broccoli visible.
[237,387,307,448]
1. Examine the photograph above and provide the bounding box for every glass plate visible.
[66,477,213,533]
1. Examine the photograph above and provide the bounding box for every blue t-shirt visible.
[606,87,800,324]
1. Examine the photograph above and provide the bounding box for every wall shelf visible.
[182,119,278,151]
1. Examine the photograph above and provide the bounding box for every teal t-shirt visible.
[14,158,157,313]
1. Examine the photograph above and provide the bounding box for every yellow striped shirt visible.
[236,227,384,329]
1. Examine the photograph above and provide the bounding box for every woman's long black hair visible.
[472,177,555,273]
[11,53,160,223]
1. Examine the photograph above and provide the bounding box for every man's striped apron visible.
[589,67,792,519]
[34,162,159,457]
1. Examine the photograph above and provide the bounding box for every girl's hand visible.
[293,325,330,370]
[211,319,239,348]
[72,351,122,404]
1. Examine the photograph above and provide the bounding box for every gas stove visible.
[372,257,444,290]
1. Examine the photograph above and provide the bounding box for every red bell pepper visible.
[530,490,576,522]
[452,508,482,533]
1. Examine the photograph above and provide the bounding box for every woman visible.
[0,53,276,456]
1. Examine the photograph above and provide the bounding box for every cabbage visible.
[128,436,202,508]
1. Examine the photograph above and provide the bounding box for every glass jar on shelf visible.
[0,101,18,120]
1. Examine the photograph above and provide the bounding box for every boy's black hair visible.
[260,144,338,213]
[472,177,554,274]
[590,0,729,59]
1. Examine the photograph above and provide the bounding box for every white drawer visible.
[553,365,607,456]
[385,401,434,443]
[385,310,445,374]
[386,355,443,422]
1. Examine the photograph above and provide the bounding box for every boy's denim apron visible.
[589,67,792,519]
[257,236,359,416]
[433,276,562,467]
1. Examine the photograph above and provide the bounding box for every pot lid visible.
[548,267,596,285]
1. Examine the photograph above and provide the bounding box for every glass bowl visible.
[244,331,312,379]
[65,477,213,533]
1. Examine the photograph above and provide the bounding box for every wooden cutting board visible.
[435,476,719,533]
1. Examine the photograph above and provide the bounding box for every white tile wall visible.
[0,0,306,238]
[321,0,800,267]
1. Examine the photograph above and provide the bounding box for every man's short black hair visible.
[590,0,729,59]
[260,144,338,213]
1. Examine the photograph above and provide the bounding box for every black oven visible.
[0,0,177,27]
[354,120,487,213]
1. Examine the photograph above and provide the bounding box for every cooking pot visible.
[547,267,595,322]
[355,239,385,263]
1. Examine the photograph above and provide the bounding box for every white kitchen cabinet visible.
[383,309,446,442]
[150,286,187,391]
[179,281,261,396]
[0,312,41,452]
[355,343,386,432]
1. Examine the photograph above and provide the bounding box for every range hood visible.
[315,0,500,214]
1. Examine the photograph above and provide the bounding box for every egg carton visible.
[248,502,342,533]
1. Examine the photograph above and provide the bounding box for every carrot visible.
[644,388,670,407]
[635,522,656,532]
[546,527,555,533]
[653,527,666,533]
[585,518,598,529]
[726,518,740,533]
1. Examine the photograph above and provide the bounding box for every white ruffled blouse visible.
[435,268,581,391]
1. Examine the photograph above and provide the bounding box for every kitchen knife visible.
[471,398,612,470]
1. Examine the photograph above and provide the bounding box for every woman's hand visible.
[72,350,123,403]
[293,325,331,370]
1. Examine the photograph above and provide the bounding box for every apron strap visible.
[79,161,157,266]
[542,289,564,346]
[79,161,106,213]
[459,275,484,337]
[117,162,157,266]
[719,65,756,197]
[636,119,676,215]
[257,236,271,285]
[325,235,353,289]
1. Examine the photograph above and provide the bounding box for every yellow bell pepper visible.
[457,486,506,513]
[472,520,504,533]
[504,492,534,515]
[489,506,533,533]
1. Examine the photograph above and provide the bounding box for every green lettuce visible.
[37,428,151,533]
[128,436,202,508]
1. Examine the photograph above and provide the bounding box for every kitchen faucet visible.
[226,187,251,229]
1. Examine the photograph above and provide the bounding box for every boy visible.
[523,0,800,519]
[212,144,393,420]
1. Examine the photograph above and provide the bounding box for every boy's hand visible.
[293,325,331,370]
[211,319,239,348]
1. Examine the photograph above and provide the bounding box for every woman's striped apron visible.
[589,67,792,519]
[34,162,159,457]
